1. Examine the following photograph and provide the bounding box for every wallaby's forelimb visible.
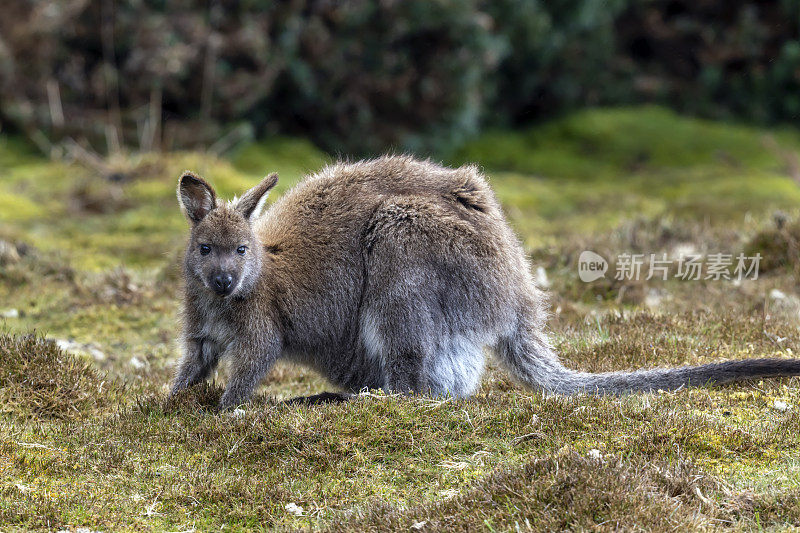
[171,338,223,395]
[218,336,281,410]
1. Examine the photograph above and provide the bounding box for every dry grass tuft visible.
[0,334,122,420]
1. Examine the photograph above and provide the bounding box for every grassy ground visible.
[3,106,800,530]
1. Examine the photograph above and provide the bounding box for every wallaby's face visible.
[177,171,278,298]
[186,208,257,297]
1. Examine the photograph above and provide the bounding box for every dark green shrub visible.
[612,0,800,123]
[484,0,633,126]
[1,0,799,156]
[0,0,502,155]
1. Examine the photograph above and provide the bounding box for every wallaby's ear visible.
[235,173,278,220]
[177,171,217,224]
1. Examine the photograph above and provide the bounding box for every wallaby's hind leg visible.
[362,302,434,394]
[171,338,223,395]
[362,198,496,397]
[423,337,485,398]
[362,287,487,397]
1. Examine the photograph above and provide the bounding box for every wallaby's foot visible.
[169,379,194,398]
[283,392,355,406]
[218,390,244,412]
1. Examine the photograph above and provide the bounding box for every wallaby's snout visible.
[213,272,234,295]
[203,250,241,297]
[176,170,278,299]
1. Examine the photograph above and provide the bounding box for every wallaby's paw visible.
[217,393,243,413]
[165,382,224,412]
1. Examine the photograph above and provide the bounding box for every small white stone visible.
[0,240,20,264]
[411,520,427,530]
[231,408,246,419]
[644,289,662,309]
[88,346,106,361]
[535,266,550,289]
[672,243,697,260]
[773,400,791,412]
[285,502,304,516]
[587,449,603,460]
[56,339,75,352]
[770,289,787,301]
[129,356,145,369]
[1,308,19,319]
[437,488,459,499]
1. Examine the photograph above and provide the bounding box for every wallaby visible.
[171,155,800,410]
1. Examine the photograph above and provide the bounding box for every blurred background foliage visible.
[0,0,799,156]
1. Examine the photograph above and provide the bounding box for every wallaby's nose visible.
[213,273,233,294]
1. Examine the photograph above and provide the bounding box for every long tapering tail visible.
[496,327,800,395]
[555,358,800,394]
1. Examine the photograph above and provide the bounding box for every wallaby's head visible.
[177,171,278,298]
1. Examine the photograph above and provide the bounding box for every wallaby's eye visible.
[237,245,247,255]
[200,244,211,256]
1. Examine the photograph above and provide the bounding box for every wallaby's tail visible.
[496,327,800,394]
[555,357,800,394]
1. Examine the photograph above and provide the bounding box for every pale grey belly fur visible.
[282,329,487,398]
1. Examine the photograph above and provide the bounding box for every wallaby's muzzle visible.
[211,272,236,296]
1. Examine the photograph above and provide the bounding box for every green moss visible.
[0,191,44,223]
[231,136,331,193]
[452,106,800,179]
[0,334,124,421]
